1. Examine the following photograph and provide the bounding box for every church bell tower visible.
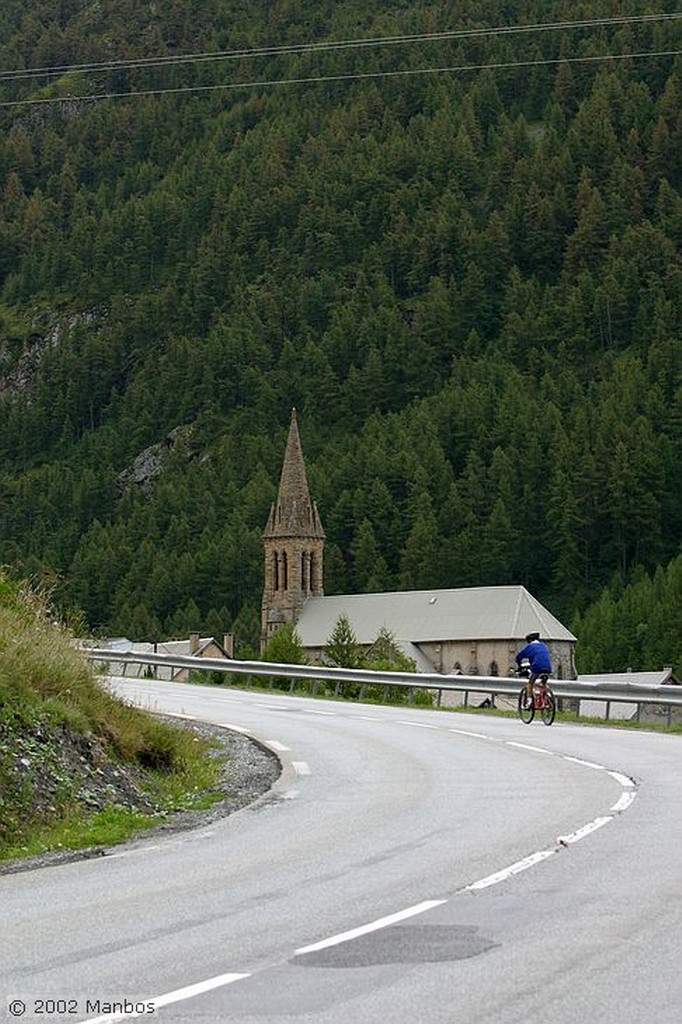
[261,409,325,649]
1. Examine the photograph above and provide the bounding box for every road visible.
[2,678,682,1024]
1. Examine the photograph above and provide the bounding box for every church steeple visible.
[263,408,325,541]
[261,410,325,649]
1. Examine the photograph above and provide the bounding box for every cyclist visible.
[515,632,552,701]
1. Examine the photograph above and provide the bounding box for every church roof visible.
[263,408,325,540]
[295,586,576,646]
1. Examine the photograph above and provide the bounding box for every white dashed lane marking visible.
[462,850,556,891]
[90,691,640,1024]
[294,900,447,955]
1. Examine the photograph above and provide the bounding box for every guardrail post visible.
[668,704,672,727]
[605,701,611,721]
[464,690,469,708]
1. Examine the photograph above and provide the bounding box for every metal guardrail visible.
[85,648,682,723]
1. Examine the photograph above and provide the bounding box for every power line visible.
[0,11,679,83]
[1,47,678,109]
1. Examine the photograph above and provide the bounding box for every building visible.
[261,408,325,647]
[261,410,577,678]
[295,586,576,679]
[574,668,680,720]
[96,633,233,681]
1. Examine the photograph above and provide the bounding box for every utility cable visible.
[0,47,678,109]
[0,11,679,83]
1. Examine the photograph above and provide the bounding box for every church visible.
[261,410,577,679]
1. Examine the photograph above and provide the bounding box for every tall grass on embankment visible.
[0,574,222,862]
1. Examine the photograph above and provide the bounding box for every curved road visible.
[2,679,682,1023]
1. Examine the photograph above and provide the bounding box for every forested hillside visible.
[0,1,680,671]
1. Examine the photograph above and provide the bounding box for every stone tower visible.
[261,409,325,649]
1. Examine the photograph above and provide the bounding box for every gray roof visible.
[577,669,679,687]
[296,586,576,647]
[395,640,439,673]
[100,637,228,657]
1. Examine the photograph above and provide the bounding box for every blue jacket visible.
[516,639,552,673]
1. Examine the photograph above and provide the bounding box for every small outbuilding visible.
[574,668,680,720]
[97,633,233,681]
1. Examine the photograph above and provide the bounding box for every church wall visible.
[420,639,575,679]
[300,637,576,680]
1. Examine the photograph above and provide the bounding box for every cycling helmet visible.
[525,631,540,642]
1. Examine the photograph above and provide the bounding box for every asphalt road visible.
[2,679,682,1024]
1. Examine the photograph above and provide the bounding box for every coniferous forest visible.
[0,1,680,672]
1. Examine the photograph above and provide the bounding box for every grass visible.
[0,574,226,862]
[0,807,156,862]
[184,665,682,733]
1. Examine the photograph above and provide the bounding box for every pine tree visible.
[261,623,307,667]
[324,613,362,670]
[351,519,388,594]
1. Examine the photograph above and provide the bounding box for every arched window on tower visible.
[273,552,280,591]
[309,552,315,590]
[301,552,308,592]
[281,551,288,590]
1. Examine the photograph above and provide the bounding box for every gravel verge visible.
[0,717,281,875]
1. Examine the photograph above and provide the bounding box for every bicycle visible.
[517,667,556,726]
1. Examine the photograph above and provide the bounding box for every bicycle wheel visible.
[518,687,535,724]
[541,688,556,726]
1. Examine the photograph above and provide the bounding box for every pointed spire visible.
[264,409,325,539]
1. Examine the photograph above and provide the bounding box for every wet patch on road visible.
[293,924,499,968]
